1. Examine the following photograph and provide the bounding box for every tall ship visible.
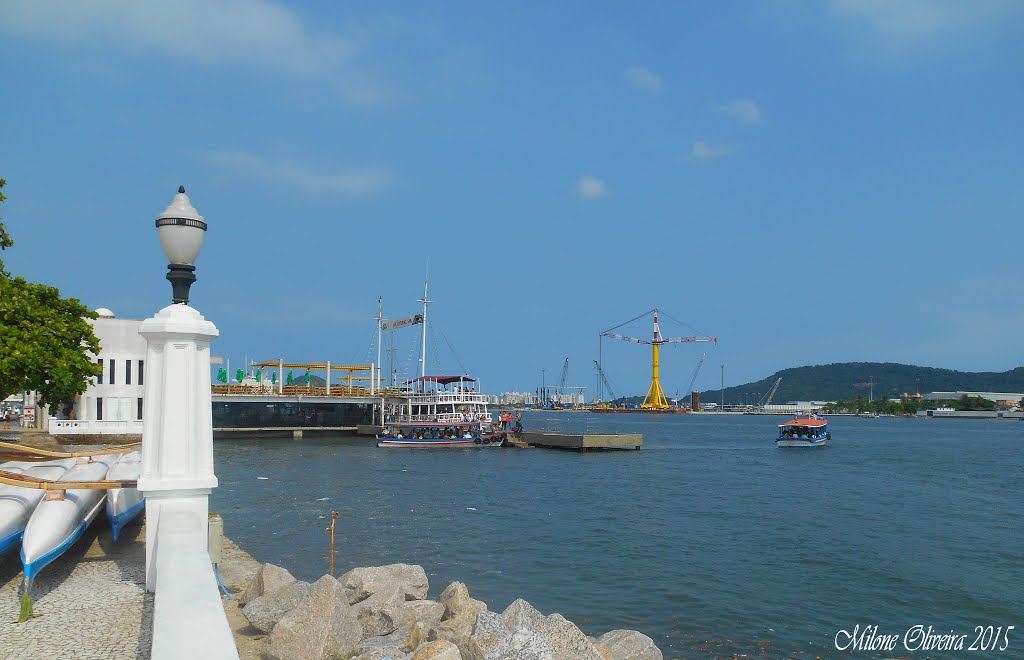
[395,375,493,425]
[377,278,499,448]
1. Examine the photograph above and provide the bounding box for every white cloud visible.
[577,176,608,200]
[691,142,733,160]
[625,66,663,92]
[828,0,1023,43]
[203,149,391,195]
[0,0,382,105]
[719,99,761,125]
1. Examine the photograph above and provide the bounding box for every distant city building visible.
[50,308,147,436]
[498,391,534,405]
[925,392,1024,409]
[764,401,831,414]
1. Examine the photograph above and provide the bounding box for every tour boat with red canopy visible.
[776,417,830,448]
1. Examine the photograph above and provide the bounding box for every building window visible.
[97,359,104,385]
[110,360,116,385]
[137,398,143,420]
[97,397,103,421]
[138,360,144,386]
[126,359,132,385]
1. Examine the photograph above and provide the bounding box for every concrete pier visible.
[515,431,643,450]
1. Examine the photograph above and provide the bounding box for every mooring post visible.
[326,511,340,576]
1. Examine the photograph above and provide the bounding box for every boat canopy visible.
[404,375,477,385]
[779,418,827,428]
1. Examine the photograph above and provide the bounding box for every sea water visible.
[211,413,1023,657]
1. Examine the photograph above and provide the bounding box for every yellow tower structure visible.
[601,308,716,410]
[641,310,669,409]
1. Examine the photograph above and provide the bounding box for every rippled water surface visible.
[211,413,1023,657]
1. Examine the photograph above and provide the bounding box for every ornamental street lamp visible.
[156,185,207,304]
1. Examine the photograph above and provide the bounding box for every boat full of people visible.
[394,375,494,426]
[776,417,830,448]
[377,420,503,448]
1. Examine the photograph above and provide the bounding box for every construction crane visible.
[676,352,707,401]
[757,377,783,410]
[551,357,570,408]
[601,308,716,410]
[593,360,617,402]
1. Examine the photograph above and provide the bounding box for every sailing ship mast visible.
[375,297,383,391]
[417,271,431,380]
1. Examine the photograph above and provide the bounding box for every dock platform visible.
[514,431,643,450]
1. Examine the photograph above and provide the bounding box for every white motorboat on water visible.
[21,455,116,581]
[105,451,144,541]
[0,459,78,556]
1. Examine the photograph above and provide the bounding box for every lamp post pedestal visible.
[137,303,219,592]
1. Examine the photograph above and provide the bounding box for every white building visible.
[499,391,534,405]
[49,308,147,436]
[925,391,1024,407]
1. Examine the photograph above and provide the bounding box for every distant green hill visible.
[695,362,1024,405]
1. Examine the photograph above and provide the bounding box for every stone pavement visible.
[0,520,152,660]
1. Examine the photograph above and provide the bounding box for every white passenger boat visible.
[0,459,77,556]
[378,420,504,448]
[377,277,497,446]
[21,455,116,581]
[105,451,144,541]
[396,375,495,426]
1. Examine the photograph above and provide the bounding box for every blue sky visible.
[1,1,1022,397]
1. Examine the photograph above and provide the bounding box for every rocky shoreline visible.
[217,538,662,660]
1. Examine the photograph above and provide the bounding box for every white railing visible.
[48,418,143,435]
[406,392,489,404]
[396,412,493,424]
[151,508,238,660]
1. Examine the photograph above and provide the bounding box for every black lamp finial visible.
[178,185,186,194]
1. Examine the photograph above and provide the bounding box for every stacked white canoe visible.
[0,458,78,556]
[104,450,144,541]
[20,455,117,581]
[1,453,146,582]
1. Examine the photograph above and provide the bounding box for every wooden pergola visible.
[245,360,387,396]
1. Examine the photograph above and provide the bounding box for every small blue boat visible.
[776,417,830,448]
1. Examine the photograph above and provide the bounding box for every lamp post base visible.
[166,263,196,305]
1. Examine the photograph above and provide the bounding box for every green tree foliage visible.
[0,180,102,407]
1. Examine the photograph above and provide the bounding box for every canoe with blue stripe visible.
[0,459,77,556]
[20,455,116,582]
[105,451,144,541]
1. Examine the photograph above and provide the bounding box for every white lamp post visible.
[138,186,220,591]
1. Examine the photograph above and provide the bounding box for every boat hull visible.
[0,459,77,555]
[21,456,114,580]
[377,437,503,448]
[776,438,829,448]
[104,451,144,541]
